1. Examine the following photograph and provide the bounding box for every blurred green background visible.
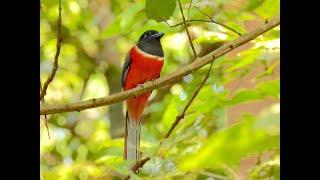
[40,0,280,179]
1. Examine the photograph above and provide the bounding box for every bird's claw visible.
[137,84,144,88]
[137,77,159,88]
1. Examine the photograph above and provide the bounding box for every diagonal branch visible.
[187,0,193,21]
[40,78,50,139]
[178,0,197,58]
[145,9,239,36]
[79,67,96,100]
[131,157,151,173]
[165,61,214,138]
[40,16,280,115]
[169,19,226,28]
[116,157,151,179]
[194,6,241,36]
[40,0,63,101]
[80,74,90,99]
[128,67,216,175]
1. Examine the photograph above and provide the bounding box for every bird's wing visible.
[121,52,132,88]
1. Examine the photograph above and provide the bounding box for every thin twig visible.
[40,78,43,101]
[144,9,174,28]
[194,6,241,36]
[219,164,240,180]
[144,10,219,28]
[80,68,96,99]
[40,79,50,139]
[131,157,150,172]
[178,0,197,58]
[123,157,151,179]
[80,75,90,99]
[40,0,62,100]
[40,16,280,115]
[169,19,222,28]
[145,8,239,35]
[197,171,228,180]
[187,0,192,21]
[99,168,130,179]
[165,61,214,138]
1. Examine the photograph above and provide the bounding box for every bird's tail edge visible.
[124,112,141,164]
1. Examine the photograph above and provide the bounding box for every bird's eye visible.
[144,32,150,38]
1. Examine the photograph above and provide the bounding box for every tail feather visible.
[124,112,141,164]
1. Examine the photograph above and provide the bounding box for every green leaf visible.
[178,107,280,171]
[226,79,280,105]
[255,61,280,80]
[243,0,264,11]
[187,85,226,113]
[146,0,177,22]
[226,49,260,73]
[131,20,176,40]
[260,28,280,41]
[227,90,262,105]
[95,155,132,175]
[161,96,180,130]
[255,0,280,19]
[257,79,280,98]
[100,3,144,39]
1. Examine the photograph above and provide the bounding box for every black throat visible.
[137,40,164,57]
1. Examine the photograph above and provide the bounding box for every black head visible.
[137,30,164,57]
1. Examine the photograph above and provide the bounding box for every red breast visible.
[124,45,164,91]
[124,45,164,121]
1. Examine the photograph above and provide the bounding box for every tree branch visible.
[131,157,151,173]
[194,6,241,36]
[40,0,62,100]
[178,0,197,58]
[79,74,90,100]
[115,157,151,179]
[187,0,192,21]
[145,9,240,36]
[165,61,214,138]
[163,0,213,138]
[197,170,228,180]
[40,78,50,139]
[40,16,280,115]
[79,67,96,100]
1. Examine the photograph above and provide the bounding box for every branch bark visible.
[194,6,241,36]
[40,78,50,139]
[145,9,240,36]
[178,0,197,58]
[131,157,151,173]
[40,16,280,115]
[165,61,214,138]
[40,0,62,100]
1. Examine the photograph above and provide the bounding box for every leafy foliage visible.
[101,2,145,39]
[146,0,177,22]
[179,105,280,171]
[40,0,280,179]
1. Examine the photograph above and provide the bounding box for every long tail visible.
[124,112,141,164]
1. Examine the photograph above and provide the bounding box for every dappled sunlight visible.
[254,38,280,50]
[40,0,280,179]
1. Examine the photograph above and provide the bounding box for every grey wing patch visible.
[121,53,131,88]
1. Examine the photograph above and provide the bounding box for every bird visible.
[121,30,165,165]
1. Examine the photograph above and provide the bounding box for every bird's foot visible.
[150,76,159,82]
[137,83,144,88]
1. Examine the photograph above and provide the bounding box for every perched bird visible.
[121,30,165,164]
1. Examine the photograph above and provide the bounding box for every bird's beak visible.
[151,32,164,39]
